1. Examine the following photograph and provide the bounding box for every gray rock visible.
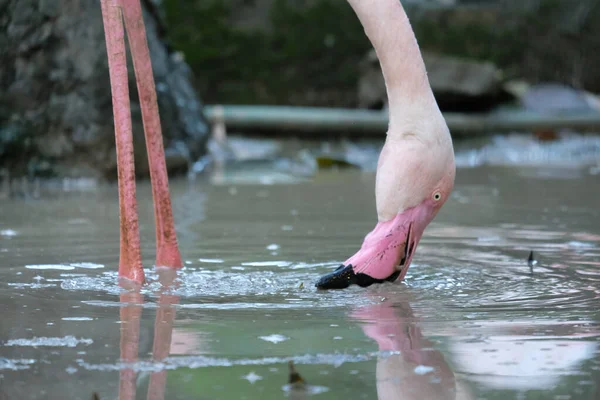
[357,49,506,112]
[0,0,208,179]
[357,50,388,110]
[520,83,598,115]
[422,51,502,98]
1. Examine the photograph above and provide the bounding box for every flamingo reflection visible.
[352,294,473,400]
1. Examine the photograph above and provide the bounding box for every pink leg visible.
[100,0,145,284]
[120,0,183,269]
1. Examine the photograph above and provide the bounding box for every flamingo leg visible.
[100,0,145,284]
[120,0,183,269]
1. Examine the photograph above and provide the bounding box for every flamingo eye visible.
[433,192,442,201]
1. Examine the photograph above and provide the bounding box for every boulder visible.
[357,49,508,112]
[422,52,502,97]
[0,0,208,180]
[518,83,600,114]
[357,50,388,110]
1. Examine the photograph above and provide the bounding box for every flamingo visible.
[316,0,456,289]
[99,0,182,284]
[98,0,454,288]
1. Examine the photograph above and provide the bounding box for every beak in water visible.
[315,204,433,290]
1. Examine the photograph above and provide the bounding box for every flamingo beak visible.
[315,203,433,290]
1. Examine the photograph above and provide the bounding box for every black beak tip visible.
[315,264,355,290]
[315,264,402,290]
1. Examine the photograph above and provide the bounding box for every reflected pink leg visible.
[100,0,145,284]
[120,0,183,269]
[147,292,179,400]
[119,291,144,400]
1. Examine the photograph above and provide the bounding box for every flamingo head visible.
[316,110,455,289]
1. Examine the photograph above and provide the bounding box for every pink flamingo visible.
[316,0,456,288]
[99,0,182,284]
[98,0,454,288]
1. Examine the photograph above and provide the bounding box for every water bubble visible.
[259,334,289,344]
[241,371,263,384]
[414,365,435,375]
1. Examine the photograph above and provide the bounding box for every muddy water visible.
[1,154,600,399]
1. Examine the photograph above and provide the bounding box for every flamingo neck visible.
[347,0,437,130]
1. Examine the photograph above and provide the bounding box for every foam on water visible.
[455,133,600,168]
[7,282,57,289]
[241,261,293,267]
[26,264,75,271]
[56,262,367,307]
[414,365,435,375]
[241,371,263,383]
[0,229,18,237]
[74,351,392,372]
[0,358,36,371]
[4,336,93,347]
[25,262,104,271]
[258,334,289,344]
[282,383,330,395]
[198,258,224,263]
[6,234,595,317]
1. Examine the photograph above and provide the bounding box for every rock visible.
[518,83,600,114]
[357,49,509,112]
[0,0,208,180]
[502,81,600,141]
[357,50,388,110]
[422,51,502,97]
[425,51,510,112]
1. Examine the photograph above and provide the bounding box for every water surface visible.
[1,146,599,399]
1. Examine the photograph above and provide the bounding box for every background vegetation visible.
[162,0,600,107]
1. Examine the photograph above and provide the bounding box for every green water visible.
[1,163,599,399]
